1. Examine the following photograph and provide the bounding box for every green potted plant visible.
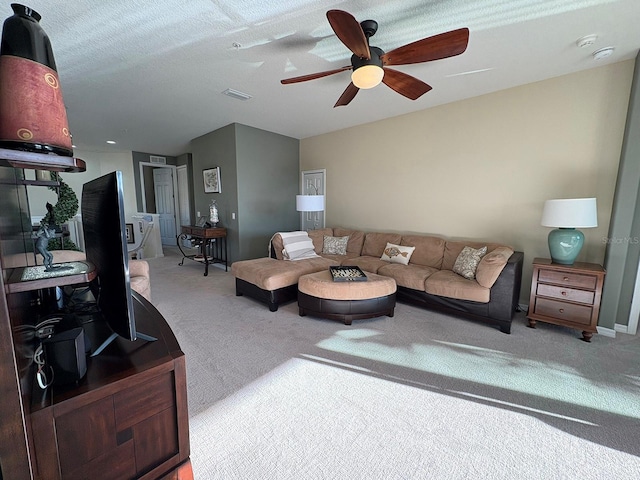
[41,171,80,251]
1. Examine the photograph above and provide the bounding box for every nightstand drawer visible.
[534,298,593,325]
[536,284,595,305]
[538,270,597,289]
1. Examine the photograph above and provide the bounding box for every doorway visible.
[301,169,326,231]
[139,162,181,245]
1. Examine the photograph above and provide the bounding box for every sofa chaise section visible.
[232,256,338,311]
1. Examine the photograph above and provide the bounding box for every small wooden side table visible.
[527,258,605,342]
[177,225,227,276]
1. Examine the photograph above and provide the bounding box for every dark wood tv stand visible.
[0,152,191,479]
[29,291,191,479]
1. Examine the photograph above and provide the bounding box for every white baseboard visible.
[597,326,617,337]
[614,323,629,334]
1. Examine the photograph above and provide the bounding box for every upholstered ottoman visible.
[298,270,397,325]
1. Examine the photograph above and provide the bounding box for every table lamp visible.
[541,198,597,265]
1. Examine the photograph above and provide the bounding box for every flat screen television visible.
[81,171,154,356]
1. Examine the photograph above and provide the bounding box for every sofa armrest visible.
[487,251,523,322]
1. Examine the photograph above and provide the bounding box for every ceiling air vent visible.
[149,155,166,164]
[222,88,252,101]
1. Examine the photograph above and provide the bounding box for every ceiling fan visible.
[281,10,469,107]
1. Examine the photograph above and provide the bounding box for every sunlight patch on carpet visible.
[316,329,640,420]
[188,356,638,479]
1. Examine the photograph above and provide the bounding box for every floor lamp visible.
[296,193,325,230]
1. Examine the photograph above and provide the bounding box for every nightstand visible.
[527,258,606,342]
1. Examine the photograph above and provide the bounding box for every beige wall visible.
[301,61,635,304]
[28,150,138,221]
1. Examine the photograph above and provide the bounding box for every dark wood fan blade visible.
[382,68,432,100]
[334,82,359,107]
[327,10,370,59]
[281,65,352,84]
[381,28,469,65]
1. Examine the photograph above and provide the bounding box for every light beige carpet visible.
[148,248,640,479]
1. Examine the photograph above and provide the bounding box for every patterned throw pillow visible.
[322,235,349,255]
[380,242,415,265]
[453,246,488,279]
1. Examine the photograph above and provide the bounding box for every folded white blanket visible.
[279,231,319,261]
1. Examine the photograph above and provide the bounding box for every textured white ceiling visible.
[1,0,639,156]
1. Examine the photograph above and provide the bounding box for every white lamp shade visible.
[541,198,598,228]
[296,195,325,212]
[351,65,384,89]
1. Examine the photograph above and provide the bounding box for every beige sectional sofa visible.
[231,228,523,333]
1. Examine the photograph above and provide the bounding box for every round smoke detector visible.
[593,47,615,60]
[576,35,598,48]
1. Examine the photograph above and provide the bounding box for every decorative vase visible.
[548,227,584,265]
[0,4,73,156]
[209,200,219,227]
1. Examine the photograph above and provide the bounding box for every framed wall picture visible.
[125,223,135,244]
[203,167,221,193]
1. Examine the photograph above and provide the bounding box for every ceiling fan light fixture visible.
[351,64,384,89]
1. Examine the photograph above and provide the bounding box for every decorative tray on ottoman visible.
[330,266,368,282]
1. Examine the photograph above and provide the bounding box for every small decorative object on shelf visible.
[209,199,219,227]
[35,202,71,271]
[0,4,73,156]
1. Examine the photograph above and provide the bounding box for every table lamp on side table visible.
[541,197,598,265]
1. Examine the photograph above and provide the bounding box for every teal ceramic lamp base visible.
[548,228,584,265]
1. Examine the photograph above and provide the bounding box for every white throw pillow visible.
[380,242,415,265]
[453,246,487,279]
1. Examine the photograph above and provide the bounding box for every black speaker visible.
[42,327,87,385]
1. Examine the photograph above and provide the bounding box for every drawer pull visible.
[561,291,567,296]
[563,277,570,282]
[559,308,564,314]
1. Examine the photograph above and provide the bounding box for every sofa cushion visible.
[425,270,490,303]
[378,263,438,290]
[319,252,362,264]
[323,235,349,255]
[442,240,509,271]
[361,232,402,257]
[231,257,337,291]
[333,227,365,255]
[380,242,415,265]
[271,233,285,260]
[475,246,515,288]
[401,235,445,269]
[298,270,396,301]
[307,228,334,253]
[345,256,391,274]
[453,246,487,279]
[129,259,151,301]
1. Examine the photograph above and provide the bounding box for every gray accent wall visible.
[600,53,640,329]
[190,123,299,263]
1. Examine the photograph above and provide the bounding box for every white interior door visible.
[301,169,325,231]
[153,168,177,245]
